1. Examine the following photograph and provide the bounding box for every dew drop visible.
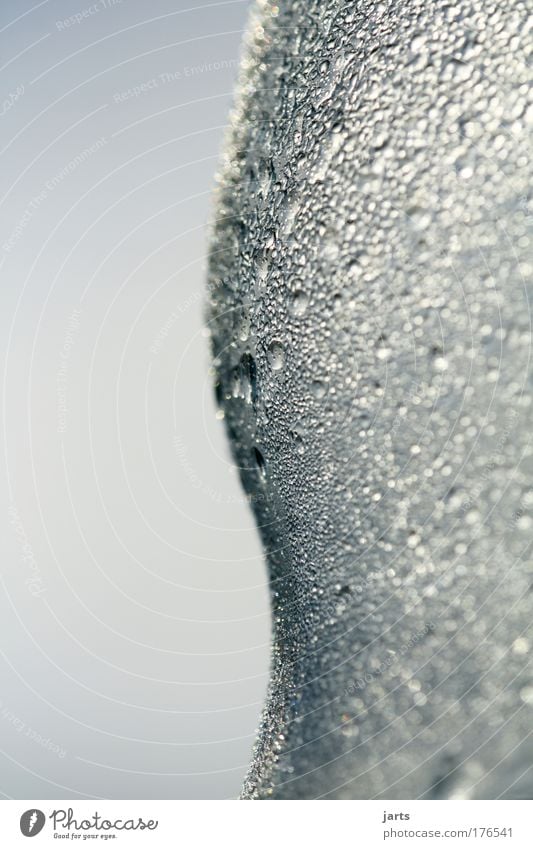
[433,356,449,372]
[237,310,251,342]
[289,290,309,317]
[239,352,258,404]
[253,446,266,480]
[290,424,307,455]
[311,380,327,399]
[512,638,529,656]
[268,340,285,371]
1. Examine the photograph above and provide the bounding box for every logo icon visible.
[20,810,45,837]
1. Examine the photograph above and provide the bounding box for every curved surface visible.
[207,0,533,799]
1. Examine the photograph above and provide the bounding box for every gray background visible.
[0,0,270,800]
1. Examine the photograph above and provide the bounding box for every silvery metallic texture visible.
[207,0,533,799]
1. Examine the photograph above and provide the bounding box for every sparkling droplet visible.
[268,340,285,371]
[512,638,530,656]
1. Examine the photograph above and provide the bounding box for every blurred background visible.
[0,0,270,799]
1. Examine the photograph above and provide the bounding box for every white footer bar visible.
[1,799,531,848]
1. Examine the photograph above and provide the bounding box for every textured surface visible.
[207,0,533,799]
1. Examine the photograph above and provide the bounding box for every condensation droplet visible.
[239,352,258,404]
[253,446,266,480]
[512,638,530,656]
[268,340,285,371]
[311,380,327,399]
[289,290,309,317]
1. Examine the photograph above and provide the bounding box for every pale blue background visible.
[0,0,270,799]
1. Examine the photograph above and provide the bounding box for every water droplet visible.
[289,290,309,317]
[237,310,251,342]
[268,340,285,371]
[239,352,258,404]
[340,713,359,738]
[433,356,449,372]
[253,446,266,480]
[516,514,532,531]
[512,638,529,656]
[311,380,327,399]
[322,241,340,263]
[290,424,307,455]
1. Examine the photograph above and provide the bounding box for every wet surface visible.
[207,0,533,799]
